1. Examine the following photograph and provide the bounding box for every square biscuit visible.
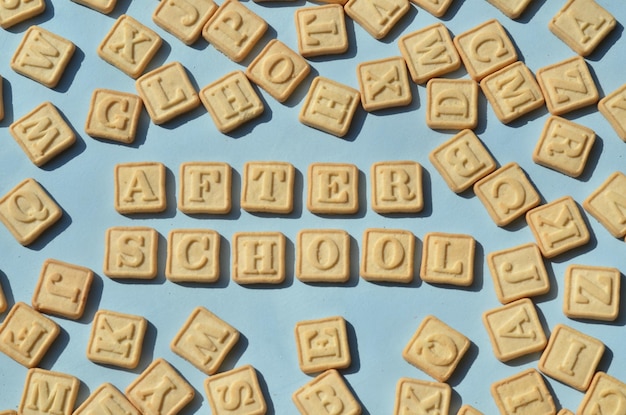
[453,19,518,81]
[85,88,143,144]
[420,232,475,287]
[563,264,620,322]
[0,302,60,368]
[480,61,545,124]
[19,368,79,415]
[296,229,350,283]
[31,258,94,320]
[10,101,76,167]
[344,0,410,39]
[549,0,616,57]
[491,368,556,415]
[410,0,453,17]
[538,323,604,391]
[371,161,423,214]
[307,162,359,214]
[126,358,195,414]
[482,298,547,362]
[536,55,599,116]
[526,196,590,258]
[11,25,75,88]
[0,0,45,28]
[246,39,310,103]
[87,309,147,369]
[485,0,533,19]
[178,162,231,214]
[533,115,595,178]
[200,70,264,134]
[474,162,541,227]
[357,57,412,112]
[295,315,351,374]
[0,279,7,314]
[136,61,200,125]
[361,228,414,283]
[74,383,140,415]
[241,161,295,214]
[426,78,478,130]
[202,0,267,62]
[232,231,285,284]
[394,378,451,415]
[299,76,361,138]
[457,405,484,415]
[598,83,626,141]
[103,226,159,279]
[153,0,217,45]
[398,23,461,84]
[205,365,266,415]
[583,171,626,238]
[0,178,63,246]
[403,315,470,382]
[170,306,239,375]
[98,14,162,79]
[429,129,496,193]
[71,0,117,14]
[578,372,626,415]
[295,4,349,58]
[166,229,220,283]
[114,162,167,214]
[487,243,550,304]
[293,369,361,415]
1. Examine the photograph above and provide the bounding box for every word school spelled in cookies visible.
[1,0,626,414]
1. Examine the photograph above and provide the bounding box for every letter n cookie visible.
[578,372,626,414]
[583,171,626,238]
[87,309,147,369]
[115,162,167,214]
[307,162,359,214]
[292,369,361,415]
[103,226,159,279]
[85,89,143,144]
[393,378,451,415]
[402,315,470,382]
[295,316,351,374]
[170,306,239,375]
[126,358,195,414]
[491,368,556,415]
[232,231,285,284]
[18,369,79,415]
[296,229,350,283]
[361,228,415,283]
[0,178,62,246]
[563,264,620,321]
[205,365,267,415]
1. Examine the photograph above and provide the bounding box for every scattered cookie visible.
[294,4,349,58]
[241,161,295,214]
[485,0,532,19]
[482,298,547,362]
[563,264,620,322]
[232,231,285,284]
[170,306,239,375]
[296,229,350,283]
[73,383,140,415]
[165,229,220,283]
[87,309,147,369]
[9,101,76,167]
[577,372,626,415]
[457,404,484,415]
[371,161,423,214]
[31,258,94,320]
[0,178,63,246]
[0,302,60,368]
[361,228,415,283]
[202,0,268,62]
[420,232,475,287]
[299,76,361,137]
[426,78,478,130]
[126,358,195,414]
[410,0,453,17]
[136,61,200,125]
[0,280,7,314]
[84,88,143,144]
[538,323,604,391]
[114,162,167,214]
[71,0,117,14]
[526,195,591,258]
[18,368,80,415]
[153,0,217,45]
[393,378,451,414]
[357,56,412,112]
[403,315,470,382]
[487,242,550,304]
[10,25,75,88]
[344,0,410,39]
[295,315,351,374]
[536,55,599,116]
[200,70,264,133]
[398,22,461,84]
[292,369,361,415]
[583,171,626,238]
[307,162,359,214]
[491,368,556,415]
[178,161,232,215]
[205,365,267,415]
[97,14,162,79]
[429,129,496,193]
[557,410,574,415]
[598,83,626,141]
[0,0,45,28]
[103,226,159,279]
[548,0,616,57]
